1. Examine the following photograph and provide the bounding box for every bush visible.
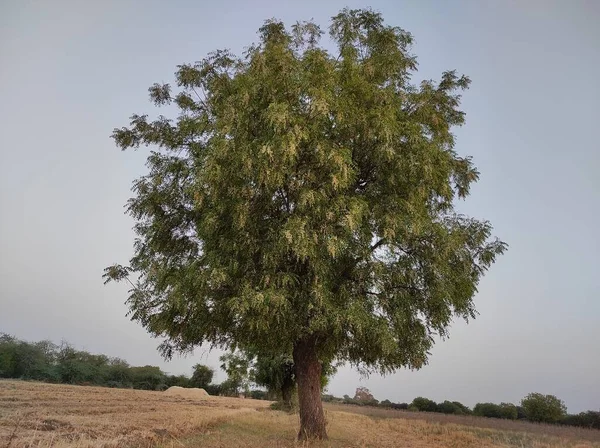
[560,411,600,430]
[451,401,472,415]
[521,393,567,423]
[411,397,438,413]
[474,403,504,419]
[204,383,222,396]
[437,400,470,415]
[249,389,268,400]
[391,402,409,410]
[499,402,518,420]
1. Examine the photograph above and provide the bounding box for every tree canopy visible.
[190,364,214,389]
[104,8,506,439]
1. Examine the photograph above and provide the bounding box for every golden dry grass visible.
[1,380,599,448]
[324,403,600,444]
[0,380,270,448]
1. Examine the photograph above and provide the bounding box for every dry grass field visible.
[1,380,599,448]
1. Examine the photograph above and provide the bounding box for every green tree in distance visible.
[104,8,506,439]
[219,351,251,395]
[521,393,567,423]
[190,364,213,389]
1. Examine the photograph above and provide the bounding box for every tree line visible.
[0,333,257,396]
[0,333,314,402]
[323,388,600,430]
[2,333,597,430]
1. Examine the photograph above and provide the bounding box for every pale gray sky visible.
[1,0,598,413]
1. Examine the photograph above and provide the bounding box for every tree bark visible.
[293,337,327,440]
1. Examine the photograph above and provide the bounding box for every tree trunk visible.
[281,376,294,409]
[293,337,327,440]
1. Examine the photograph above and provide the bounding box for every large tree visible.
[104,8,506,439]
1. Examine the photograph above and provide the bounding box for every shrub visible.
[451,401,472,415]
[411,397,438,413]
[437,400,469,415]
[560,411,600,430]
[391,402,409,410]
[499,402,518,420]
[474,403,504,419]
[521,393,567,423]
[249,389,268,400]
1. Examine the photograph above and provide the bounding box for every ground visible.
[1,380,598,448]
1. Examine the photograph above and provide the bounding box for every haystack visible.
[164,386,209,399]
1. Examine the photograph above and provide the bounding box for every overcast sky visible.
[1,0,598,413]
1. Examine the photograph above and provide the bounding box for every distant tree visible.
[451,401,472,415]
[105,357,132,387]
[521,393,567,423]
[128,365,166,390]
[499,402,518,420]
[437,400,467,415]
[190,364,214,389]
[411,397,438,413]
[166,374,191,388]
[473,402,503,419]
[104,8,506,439]
[220,352,251,395]
[560,411,600,430]
[204,383,223,396]
[251,353,296,407]
[391,402,409,410]
[353,387,378,406]
[380,399,393,408]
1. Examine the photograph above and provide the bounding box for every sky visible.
[0,0,598,413]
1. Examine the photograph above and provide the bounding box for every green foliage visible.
[220,351,251,395]
[204,383,223,396]
[391,402,409,410]
[104,8,506,380]
[190,364,214,389]
[0,333,187,390]
[411,397,438,413]
[353,387,378,406]
[0,334,59,381]
[521,393,567,423]
[473,402,516,420]
[451,401,472,415]
[499,402,518,420]
[436,400,471,415]
[474,403,503,419]
[249,389,269,400]
[560,411,600,430]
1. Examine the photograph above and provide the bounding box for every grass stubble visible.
[1,381,598,448]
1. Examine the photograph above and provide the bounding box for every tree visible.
[437,400,468,415]
[251,353,296,407]
[219,351,251,395]
[190,364,213,389]
[103,8,506,439]
[353,386,378,406]
[499,402,518,420]
[411,397,438,413]
[521,393,567,423]
[473,402,502,419]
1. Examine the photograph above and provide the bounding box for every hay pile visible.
[164,386,209,399]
